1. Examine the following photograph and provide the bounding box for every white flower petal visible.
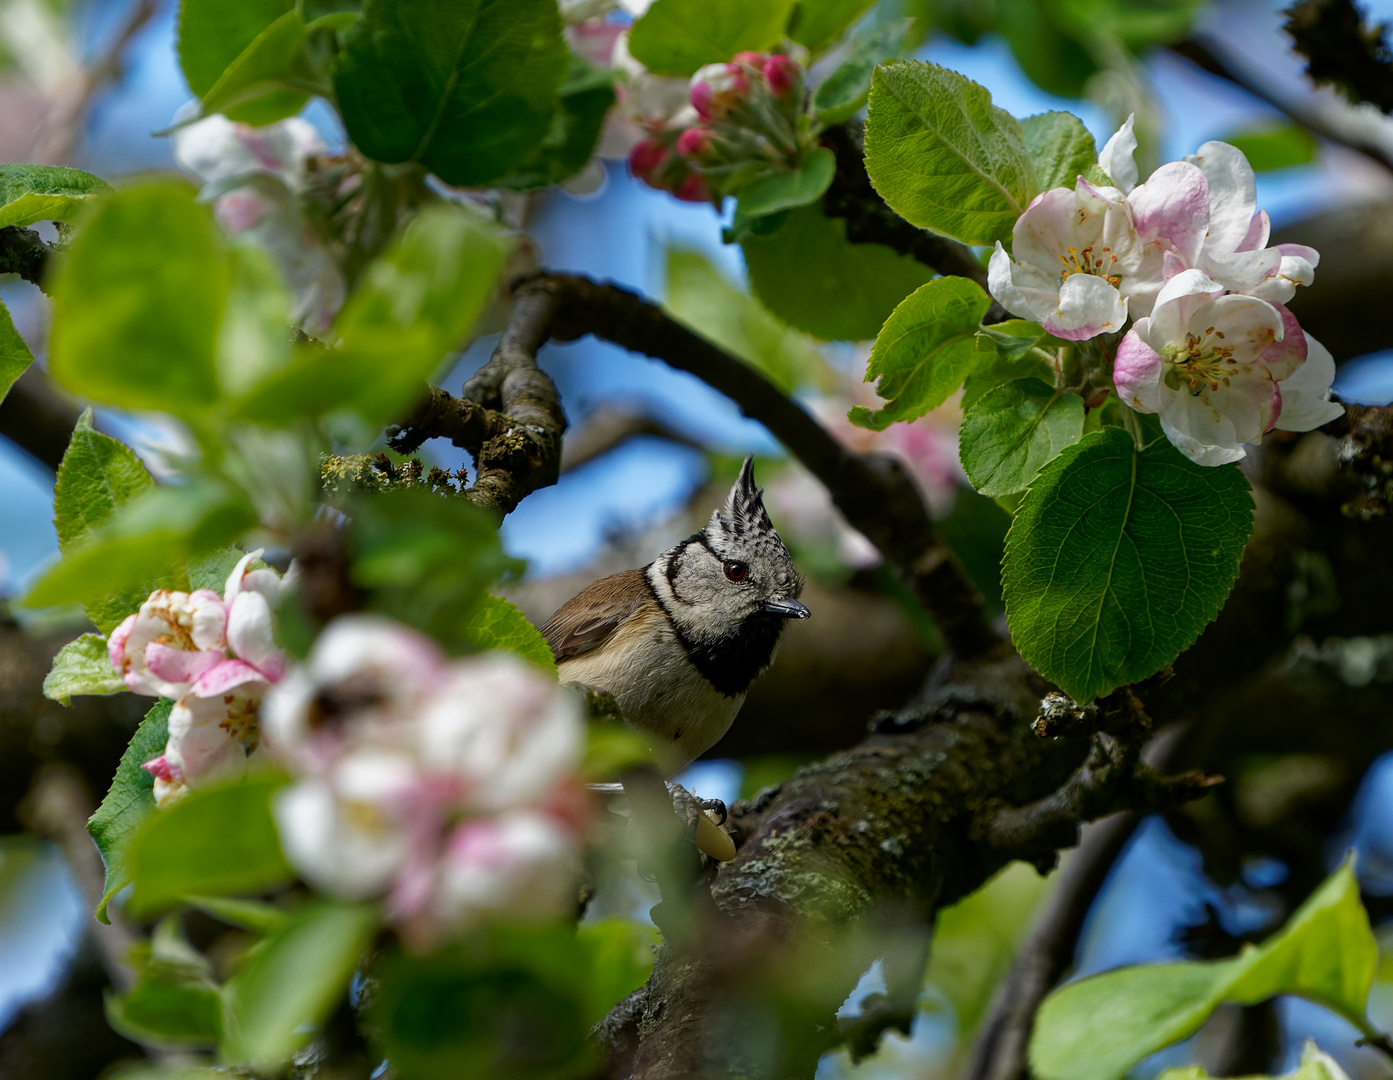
[1185,140,1257,258]
[1098,113,1139,194]
[1275,334,1345,432]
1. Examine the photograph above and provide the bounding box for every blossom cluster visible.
[627,50,809,204]
[989,117,1342,465]
[173,114,346,335]
[261,616,590,947]
[111,551,292,805]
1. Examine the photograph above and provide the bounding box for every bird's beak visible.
[762,597,810,619]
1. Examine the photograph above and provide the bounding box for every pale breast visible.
[558,609,745,775]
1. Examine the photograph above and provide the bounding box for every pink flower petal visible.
[1259,303,1307,382]
[1114,326,1163,414]
[145,642,224,686]
[108,614,137,678]
[191,659,269,698]
[1130,161,1209,264]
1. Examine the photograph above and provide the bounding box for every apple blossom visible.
[1113,269,1341,465]
[988,180,1139,340]
[109,589,228,698]
[1092,117,1318,312]
[172,113,345,335]
[392,811,582,945]
[115,550,293,805]
[261,614,591,945]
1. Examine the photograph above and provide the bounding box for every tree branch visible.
[391,272,1000,659]
[0,366,82,471]
[0,226,53,292]
[1284,0,1393,113]
[601,654,1217,1078]
[963,812,1138,1080]
[1168,36,1393,173]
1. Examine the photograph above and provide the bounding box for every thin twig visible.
[28,0,159,166]
[1168,37,1393,173]
[963,812,1139,1080]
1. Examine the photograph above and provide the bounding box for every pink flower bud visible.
[690,63,749,120]
[141,755,178,783]
[763,54,799,98]
[675,174,712,203]
[676,126,713,158]
[628,138,669,183]
[731,51,766,68]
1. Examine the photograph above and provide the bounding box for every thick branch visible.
[0,366,82,471]
[389,285,567,516]
[604,654,1215,1078]
[0,226,53,292]
[392,272,1000,658]
[1284,0,1393,113]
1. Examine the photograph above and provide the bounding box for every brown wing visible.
[540,569,653,663]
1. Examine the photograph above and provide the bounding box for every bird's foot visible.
[666,783,735,862]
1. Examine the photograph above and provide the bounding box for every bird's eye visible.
[723,560,749,582]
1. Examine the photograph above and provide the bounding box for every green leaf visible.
[848,276,990,430]
[25,482,254,621]
[48,181,227,413]
[960,379,1084,497]
[864,60,1032,245]
[0,163,110,228]
[185,895,290,935]
[179,0,291,96]
[1030,859,1376,1080]
[221,902,378,1070]
[0,298,35,406]
[1002,425,1253,704]
[741,204,934,341]
[788,0,877,52]
[1021,111,1097,194]
[332,0,567,186]
[996,0,1096,99]
[936,488,1012,612]
[88,700,172,923]
[237,203,506,427]
[628,0,798,76]
[812,18,914,123]
[1222,123,1319,172]
[106,920,222,1048]
[495,62,617,190]
[197,9,310,125]
[465,596,556,673]
[577,918,660,1021]
[370,926,599,1079]
[350,489,521,650]
[187,548,248,594]
[737,147,836,218]
[964,320,1059,411]
[126,773,294,918]
[665,248,829,393]
[976,319,1047,363]
[43,633,125,704]
[1158,1040,1353,1080]
[50,410,166,634]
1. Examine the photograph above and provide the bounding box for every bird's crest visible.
[710,457,777,542]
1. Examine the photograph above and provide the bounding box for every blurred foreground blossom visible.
[111,550,293,804]
[173,112,346,334]
[262,615,589,947]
